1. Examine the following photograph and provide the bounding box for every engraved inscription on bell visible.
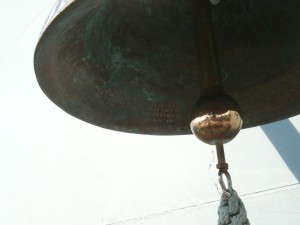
[95,87,130,110]
[144,103,180,124]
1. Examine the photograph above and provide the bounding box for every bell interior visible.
[34,0,300,135]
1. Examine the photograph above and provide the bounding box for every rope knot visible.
[217,171,250,225]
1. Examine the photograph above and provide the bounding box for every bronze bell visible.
[34,0,300,135]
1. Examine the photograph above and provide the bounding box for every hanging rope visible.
[215,143,250,225]
[217,170,250,225]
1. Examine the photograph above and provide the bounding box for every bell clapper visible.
[191,0,243,189]
[191,1,250,223]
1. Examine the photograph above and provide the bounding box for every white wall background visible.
[0,1,299,224]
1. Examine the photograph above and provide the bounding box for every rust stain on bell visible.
[34,0,300,135]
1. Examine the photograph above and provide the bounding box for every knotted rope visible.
[217,170,250,225]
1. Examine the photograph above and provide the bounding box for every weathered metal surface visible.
[34,0,300,135]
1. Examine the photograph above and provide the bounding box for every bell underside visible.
[34,0,300,135]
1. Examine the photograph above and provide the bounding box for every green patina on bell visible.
[34,0,300,135]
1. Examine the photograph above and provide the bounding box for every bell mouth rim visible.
[34,0,300,135]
